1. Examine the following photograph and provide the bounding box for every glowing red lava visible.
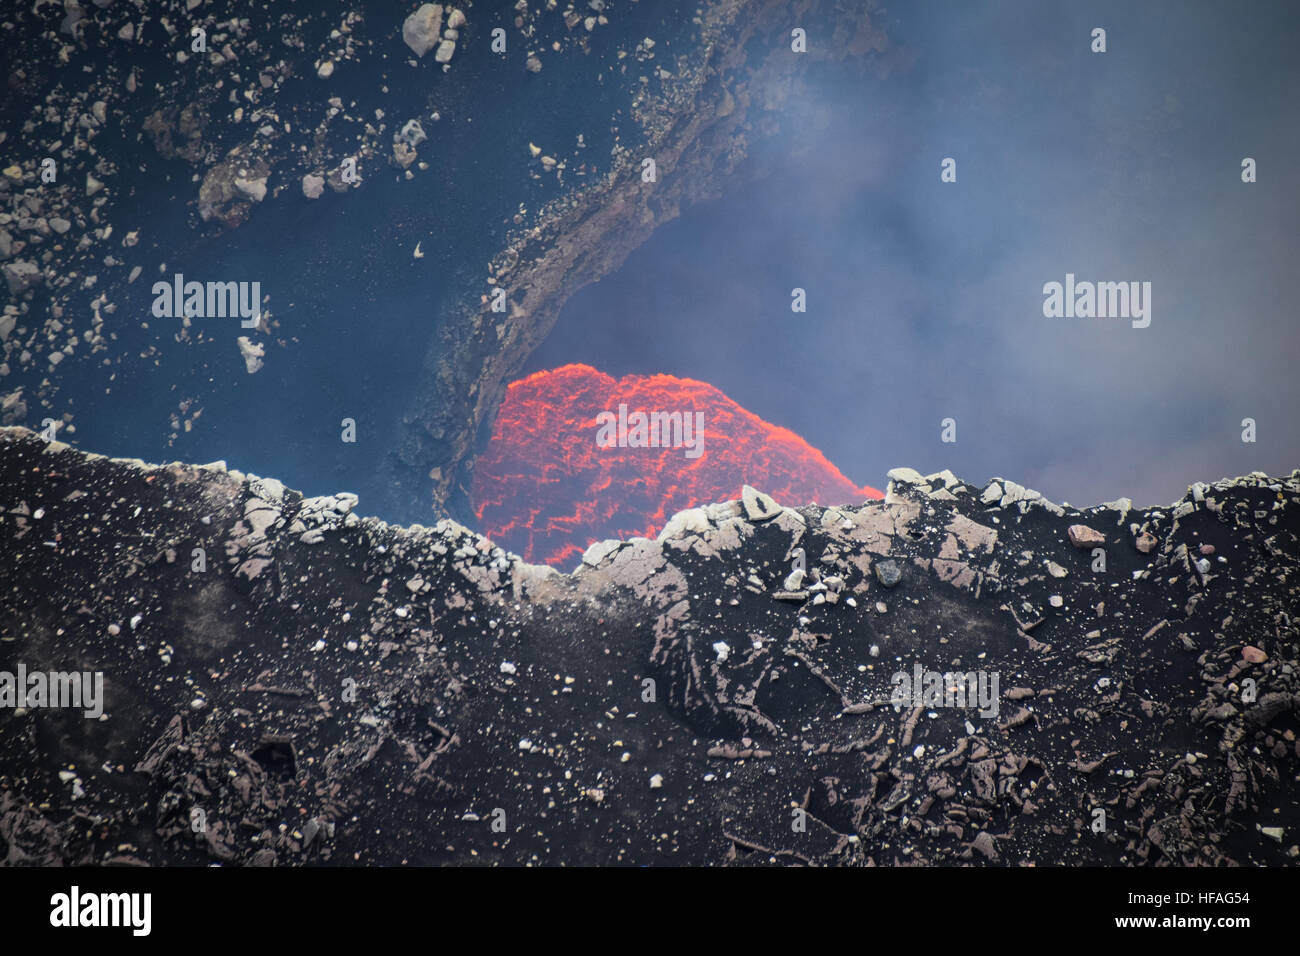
[471,363,882,567]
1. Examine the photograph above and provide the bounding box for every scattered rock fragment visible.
[1068,524,1105,548]
[874,559,902,588]
[2,260,41,295]
[741,485,779,523]
[403,4,445,57]
[237,337,265,374]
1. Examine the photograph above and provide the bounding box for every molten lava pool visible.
[471,364,882,567]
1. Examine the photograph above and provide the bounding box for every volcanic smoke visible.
[471,364,883,567]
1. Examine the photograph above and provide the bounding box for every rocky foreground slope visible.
[1,425,1298,866]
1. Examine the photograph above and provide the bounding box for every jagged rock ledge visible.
[2,426,1298,866]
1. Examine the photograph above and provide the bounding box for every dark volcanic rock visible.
[2,428,1299,866]
[874,559,902,588]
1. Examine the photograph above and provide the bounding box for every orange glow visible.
[471,364,882,566]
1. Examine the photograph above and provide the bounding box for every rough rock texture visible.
[2,427,1298,866]
[198,148,272,228]
[401,4,444,58]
